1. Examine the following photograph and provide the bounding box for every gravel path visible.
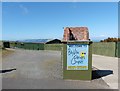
[2,49,110,89]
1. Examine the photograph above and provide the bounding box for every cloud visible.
[71,0,78,9]
[100,35,105,37]
[91,34,106,38]
[90,34,107,41]
[19,4,28,14]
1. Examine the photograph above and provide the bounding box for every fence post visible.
[115,42,117,57]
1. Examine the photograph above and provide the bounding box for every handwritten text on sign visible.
[67,44,88,70]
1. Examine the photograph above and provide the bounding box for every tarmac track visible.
[1,49,111,89]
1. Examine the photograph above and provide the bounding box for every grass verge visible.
[1,48,14,58]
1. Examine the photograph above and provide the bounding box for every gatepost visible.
[62,27,92,80]
[62,40,92,80]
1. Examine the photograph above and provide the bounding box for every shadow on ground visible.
[0,68,16,73]
[92,70,113,80]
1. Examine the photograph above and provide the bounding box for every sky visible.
[2,2,118,41]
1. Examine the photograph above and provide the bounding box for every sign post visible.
[63,41,92,80]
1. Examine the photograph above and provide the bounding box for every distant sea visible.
[17,39,100,43]
[17,39,51,43]
[3,39,101,43]
[91,39,100,42]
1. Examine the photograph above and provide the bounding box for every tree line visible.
[100,37,120,42]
